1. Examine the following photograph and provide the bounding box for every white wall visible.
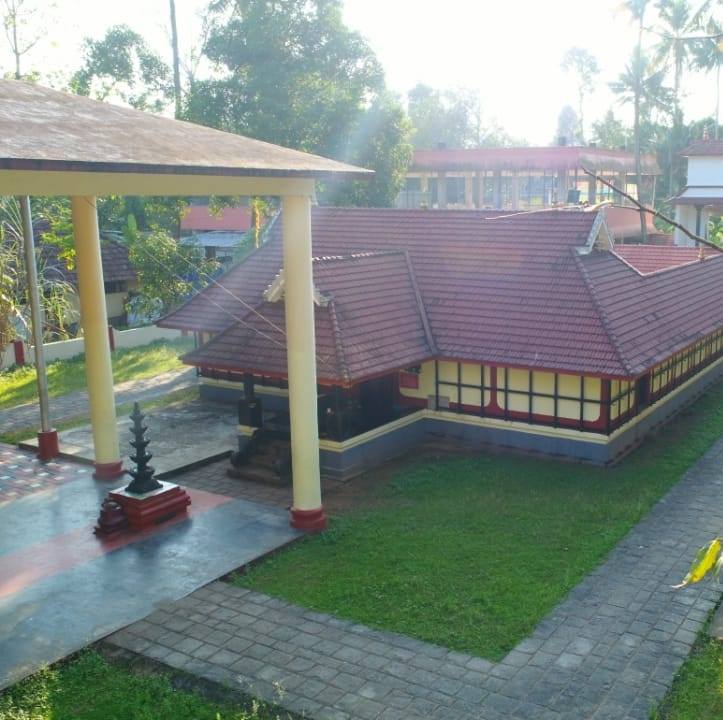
[687,157,723,187]
[1,326,184,371]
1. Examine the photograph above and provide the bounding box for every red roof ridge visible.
[325,297,350,384]
[402,250,437,356]
[573,251,634,376]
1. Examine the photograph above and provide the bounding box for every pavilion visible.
[0,79,370,531]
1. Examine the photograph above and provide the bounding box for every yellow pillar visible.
[71,196,122,479]
[282,195,326,531]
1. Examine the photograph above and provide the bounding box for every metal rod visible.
[18,196,51,433]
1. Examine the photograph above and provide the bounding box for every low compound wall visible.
[1,326,184,371]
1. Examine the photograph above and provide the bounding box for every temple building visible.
[672,139,723,246]
[395,146,660,211]
[159,207,723,480]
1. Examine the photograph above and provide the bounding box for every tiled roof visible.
[182,252,435,384]
[681,140,723,157]
[181,205,252,232]
[410,146,660,174]
[161,207,723,379]
[41,239,136,285]
[579,251,723,373]
[613,245,720,274]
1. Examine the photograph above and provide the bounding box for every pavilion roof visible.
[162,207,723,379]
[0,81,368,180]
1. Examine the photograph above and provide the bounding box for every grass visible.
[0,337,193,411]
[652,631,723,719]
[0,651,282,720]
[235,379,723,661]
[0,387,199,445]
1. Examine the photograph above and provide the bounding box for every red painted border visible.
[290,506,327,533]
[93,460,125,480]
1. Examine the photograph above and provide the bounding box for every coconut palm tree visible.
[690,18,722,139]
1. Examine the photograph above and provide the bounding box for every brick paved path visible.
[0,367,197,435]
[108,438,723,720]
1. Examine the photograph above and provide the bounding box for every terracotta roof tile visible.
[614,244,721,274]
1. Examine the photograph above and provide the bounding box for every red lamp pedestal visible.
[109,482,191,531]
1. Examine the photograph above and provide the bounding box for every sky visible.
[2,0,720,145]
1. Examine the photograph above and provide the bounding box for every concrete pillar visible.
[510,174,520,210]
[476,171,484,208]
[464,172,474,209]
[587,174,597,204]
[492,170,502,209]
[557,168,568,205]
[420,173,429,208]
[281,195,326,532]
[71,196,122,479]
[437,171,447,208]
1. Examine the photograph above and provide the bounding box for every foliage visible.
[555,104,582,146]
[407,84,519,149]
[186,0,383,157]
[70,24,172,111]
[323,93,413,207]
[561,46,600,140]
[591,109,632,149]
[0,197,77,349]
[1,0,48,79]
[0,650,282,719]
[0,337,193,410]
[235,379,723,661]
[123,216,218,319]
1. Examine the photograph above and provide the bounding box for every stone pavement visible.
[0,366,197,435]
[108,438,723,719]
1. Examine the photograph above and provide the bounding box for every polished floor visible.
[0,444,300,690]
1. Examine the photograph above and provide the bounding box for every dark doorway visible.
[636,374,651,411]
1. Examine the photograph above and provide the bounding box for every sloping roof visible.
[0,81,369,179]
[680,140,723,157]
[162,207,723,379]
[182,252,435,384]
[181,206,252,232]
[579,251,723,372]
[410,146,660,174]
[40,239,136,285]
[613,245,720,274]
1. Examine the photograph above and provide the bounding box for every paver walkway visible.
[109,438,723,720]
[0,367,197,434]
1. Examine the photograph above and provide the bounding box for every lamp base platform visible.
[109,481,191,531]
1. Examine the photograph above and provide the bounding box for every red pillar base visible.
[37,429,60,461]
[109,482,191,531]
[290,506,327,533]
[93,460,125,481]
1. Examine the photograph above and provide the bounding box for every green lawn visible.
[652,635,723,719]
[235,379,723,661]
[0,651,282,720]
[0,337,193,411]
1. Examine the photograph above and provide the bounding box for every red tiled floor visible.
[0,444,88,505]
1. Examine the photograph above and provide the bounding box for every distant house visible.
[41,237,138,327]
[159,207,723,479]
[671,140,723,246]
[396,146,661,211]
[180,204,253,263]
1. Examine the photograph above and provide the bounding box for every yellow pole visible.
[281,195,326,532]
[71,196,122,479]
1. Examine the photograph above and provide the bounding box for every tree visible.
[169,0,183,118]
[2,0,45,79]
[591,110,632,149]
[186,0,383,157]
[325,93,413,207]
[561,47,599,141]
[123,216,218,320]
[555,105,582,146]
[71,25,172,112]
[407,84,517,149]
[690,18,722,139]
